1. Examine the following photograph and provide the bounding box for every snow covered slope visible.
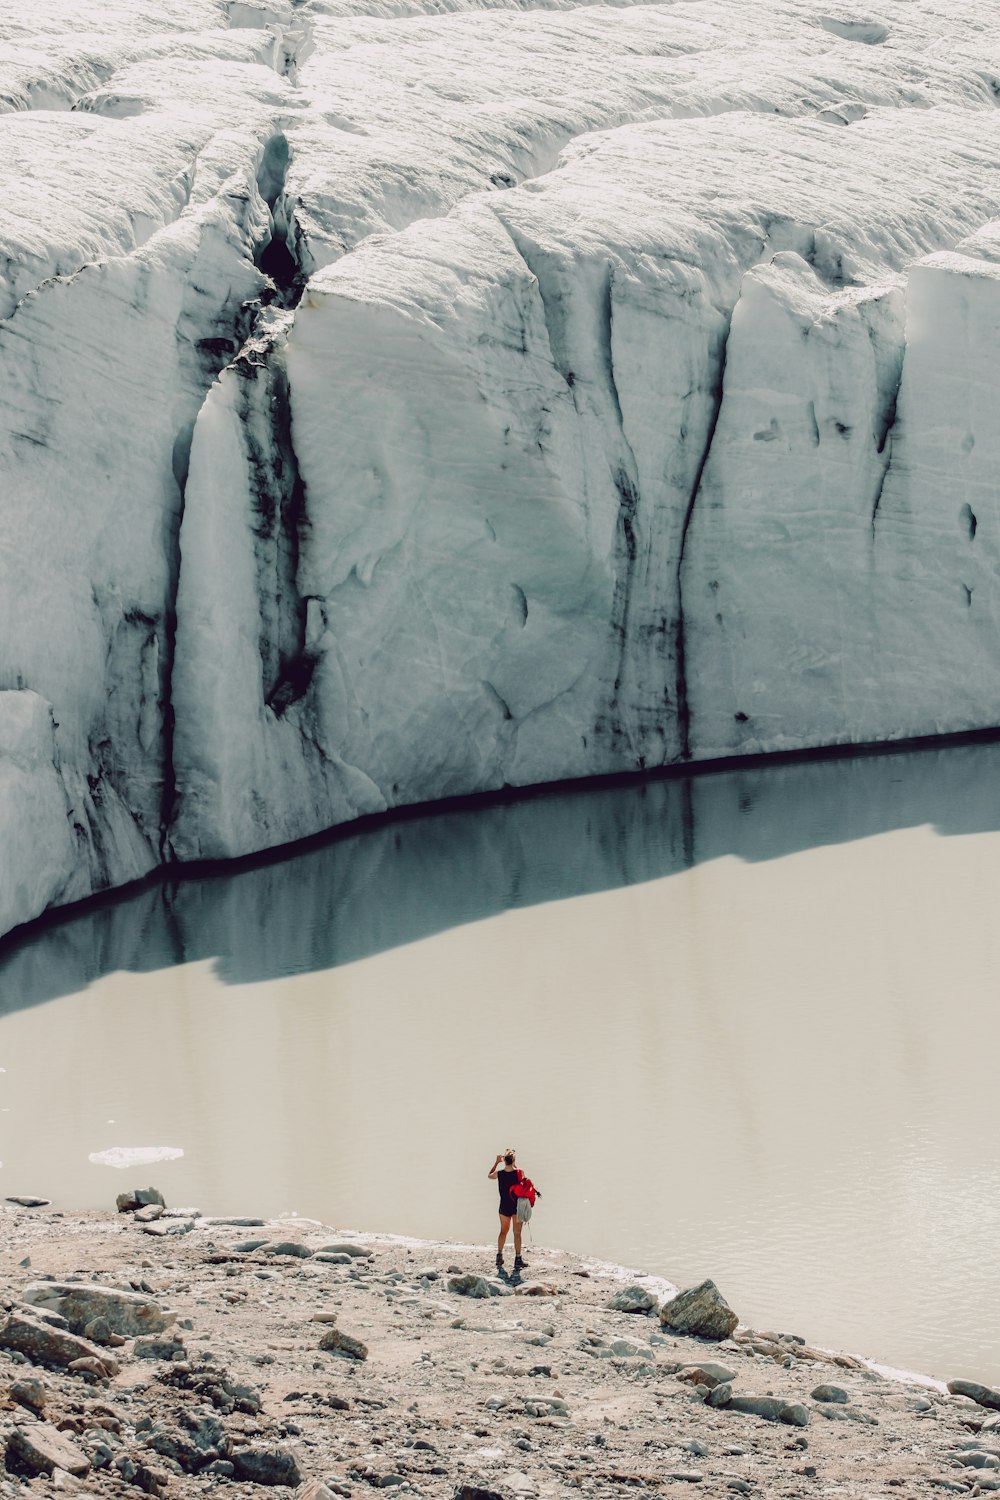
[5,0,1000,926]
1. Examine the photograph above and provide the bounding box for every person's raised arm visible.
[488,1154,502,1180]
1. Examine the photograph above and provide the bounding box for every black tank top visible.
[497,1168,519,1216]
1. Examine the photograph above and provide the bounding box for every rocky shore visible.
[1,1197,999,1499]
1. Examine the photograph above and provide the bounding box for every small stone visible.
[51,1470,84,1494]
[134,1204,165,1224]
[141,1219,194,1237]
[318,1327,368,1361]
[659,1281,739,1342]
[6,1424,91,1479]
[231,1443,302,1486]
[811,1384,849,1403]
[685,1441,709,1457]
[311,1312,339,1324]
[667,1472,703,1484]
[947,1380,1000,1412]
[515,1283,560,1297]
[726,1482,753,1495]
[780,1403,811,1428]
[607,1285,658,1314]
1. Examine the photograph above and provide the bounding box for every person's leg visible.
[497,1215,512,1254]
[513,1216,523,1257]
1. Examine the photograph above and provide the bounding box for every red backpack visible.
[511,1170,538,1211]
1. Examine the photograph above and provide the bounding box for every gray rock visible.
[813,1404,878,1426]
[667,1473,703,1484]
[141,1219,194,1237]
[235,1239,270,1252]
[231,1443,302,1486]
[0,1312,118,1375]
[314,1253,354,1265]
[607,1285,658,1314]
[316,1243,373,1258]
[134,1204,164,1223]
[67,1356,111,1381]
[201,1217,266,1227]
[679,1362,737,1389]
[21,1281,174,1339]
[725,1395,810,1426]
[455,1488,504,1500]
[268,1242,314,1258]
[659,1281,739,1342]
[295,1484,339,1500]
[811,1384,849,1403]
[948,1380,1000,1412]
[6,1425,90,1479]
[5,1196,50,1208]
[115,1188,165,1214]
[134,1333,186,1361]
[447,1274,498,1299]
[10,1377,46,1413]
[319,1327,368,1361]
[707,1383,734,1408]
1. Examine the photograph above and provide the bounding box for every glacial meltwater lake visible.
[2,742,1000,1388]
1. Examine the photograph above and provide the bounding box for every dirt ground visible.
[1,1201,998,1498]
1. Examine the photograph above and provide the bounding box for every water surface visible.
[2,744,999,1386]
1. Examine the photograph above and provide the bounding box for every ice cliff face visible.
[4,0,1000,932]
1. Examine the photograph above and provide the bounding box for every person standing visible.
[489,1148,530,1274]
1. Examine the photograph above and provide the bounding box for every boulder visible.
[317,1243,373,1258]
[10,1376,46,1413]
[6,1424,91,1479]
[319,1327,368,1361]
[813,1404,878,1426]
[67,1356,110,1381]
[455,1488,504,1500]
[707,1383,733,1408]
[134,1333,186,1360]
[678,1363,736,1389]
[659,1281,739,1341]
[948,1380,1000,1412]
[268,1242,314,1259]
[5,1196,50,1208]
[0,1311,118,1374]
[141,1218,194,1237]
[811,1384,849,1403]
[725,1394,810,1426]
[607,1286,658,1314]
[21,1281,174,1339]
[447,1275,498,1299]
[116,1188,166,1213]
[134,1204,165,1223]
[231,1444,303,1486]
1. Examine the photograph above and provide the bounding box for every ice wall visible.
[6,0,1000,929]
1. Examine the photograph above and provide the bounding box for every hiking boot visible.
[513,1255,527,1271]
[495,1253,504,1272]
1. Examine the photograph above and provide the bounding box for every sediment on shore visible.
[1,1200,998,1498]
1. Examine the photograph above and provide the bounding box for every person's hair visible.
[503,1150,515,1165]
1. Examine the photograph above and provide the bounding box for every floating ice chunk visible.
[88,1146,184,1170]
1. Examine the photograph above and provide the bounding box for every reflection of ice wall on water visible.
[3,735,1000,1015]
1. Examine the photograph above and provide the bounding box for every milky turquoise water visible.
[2,742,1000,1386]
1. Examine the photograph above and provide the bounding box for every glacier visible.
[4,0,1000,932]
